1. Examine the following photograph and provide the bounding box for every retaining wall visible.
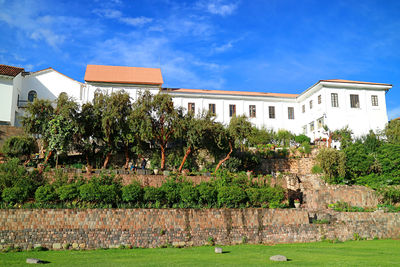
[1,209,399,250]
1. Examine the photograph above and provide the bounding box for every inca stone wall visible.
[1,209,399,250]
[261,158,315,175]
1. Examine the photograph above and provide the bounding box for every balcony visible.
[17,100,29,108]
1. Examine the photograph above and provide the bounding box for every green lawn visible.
[1,240,399,266]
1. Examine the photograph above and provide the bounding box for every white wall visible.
[0,75,15,125]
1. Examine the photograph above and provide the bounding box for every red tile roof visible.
[321,79,392,86]
[0,64,24,77]
[84,64,163,85]
[163,88,298,98]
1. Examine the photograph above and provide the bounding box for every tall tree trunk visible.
[85,153,92,173]
[160,145,166,171]
[124,146,130,169]
[178,146,192,173]
[39,150,53,174]
[103,152,111,169]
[214,141,233,173]
[328,133,333,148]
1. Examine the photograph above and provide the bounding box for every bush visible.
[144,187,164,203]
[180,183,199,207]
[79,183,100,202]
[56,184,79,201]
[2,135,37,159]
[246,187,284,206]
[295,134,311,145]
[1,187,28,203]
[377,187,400,205]
[122,182,144,203]
[99,184,121,204]
[222,157,242,173]
[217,185,247,207]
[315,148,346,184]
[311,165,323,174]
[160,178,181,206]
[197,182,217,206]
[35,185,58,203]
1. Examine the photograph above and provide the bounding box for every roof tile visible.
[0,64,24,77]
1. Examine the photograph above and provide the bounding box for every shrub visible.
[1,187,28,203]
[160,178,181,206]
[180,183,199,206]
[122,182,144,203]
[295,134,311,145]
[197,182,217,206]
[2,135,37,159]
[99,184,121,204]
[377,187,400,205]
[35,185,58,203]
[311,165,323,174]
[217,185,247,207]
[246,187,284,206]
[315,148,346,184]
[56,184,79,201]
[79,183,100,202]
[222,157,242,173]
[144,187,164,203]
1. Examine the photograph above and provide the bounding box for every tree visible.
[177,111,215,173]
[276,129,294,147]
[44,93,78,167]
[136,91,183,170]
[331,126,353,149]
[1,135,37,164]
[385,120,400,145]
[21,98,54,137]
[92,90,132,168]
[214,115,252,173]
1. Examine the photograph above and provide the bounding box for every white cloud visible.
[388,106,400,120]
[93,8,122,19]
[199,0,238,16]
[120,16,153,26]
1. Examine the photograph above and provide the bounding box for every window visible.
[310,121,315,131]
[28,90,37,102]
[331,93,339,107]
[188,102,195,113]
[269,106,275,119]
[303,125,307,134]
[288,107,294,120]
[209,103,216,115]
[317,117,324,129]
[318,95,322,104]
[229,104,236,117]
[249,105,256,118]
[309,100,313,109]
[371,95,378,106]
[302,104,305,113]
[350,94,360,108]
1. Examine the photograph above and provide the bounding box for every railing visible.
[17,100,29,108]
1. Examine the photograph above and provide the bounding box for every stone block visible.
[33,244,42,249]
[52,243,62,250]
[72,243,79,249]
[270,255,287,261]
[79,243,86,249]
[215,247,223,254]
[26,258,43,264]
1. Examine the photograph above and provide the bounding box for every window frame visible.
[288,107,294,120]
[209,103,216,115]
[249,105,256,118]
[229,104,236,117]
[371,95,378,106]
[309,100,313,109]
[331,93,339,107]
[268,106,275,119]
[188,102,195,113]
[350,94,360,108]
[318,95,322,104]
[28,90,37,102]
[302,104,305,113]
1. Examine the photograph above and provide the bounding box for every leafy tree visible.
[135,91,183,170]
[93,90,132,168]
[385,120,400,145]
[294,134,311,145]
[246,127,276,146]
[21,98,54,137]
[276,129,294,147]
[177,111,215,173]
[214,115,252,173]
[2,135,37,163]
[315,147,346,184]
[331,126,353,149]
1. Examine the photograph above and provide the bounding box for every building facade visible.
[1,64,392,140]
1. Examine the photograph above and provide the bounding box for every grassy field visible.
[1,239,400,266]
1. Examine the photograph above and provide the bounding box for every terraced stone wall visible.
[1,209,400,250]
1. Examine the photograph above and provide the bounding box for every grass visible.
[1,239,400,266]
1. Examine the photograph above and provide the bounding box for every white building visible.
[1,64,392,140]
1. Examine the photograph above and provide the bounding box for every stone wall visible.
[261,157,315,175]
[0,125,24,146]
[284,174,380,210]
[1,208,399,250]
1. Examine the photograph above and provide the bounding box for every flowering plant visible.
[294,199,300,203]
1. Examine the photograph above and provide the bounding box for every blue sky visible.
[1,0,399,119]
